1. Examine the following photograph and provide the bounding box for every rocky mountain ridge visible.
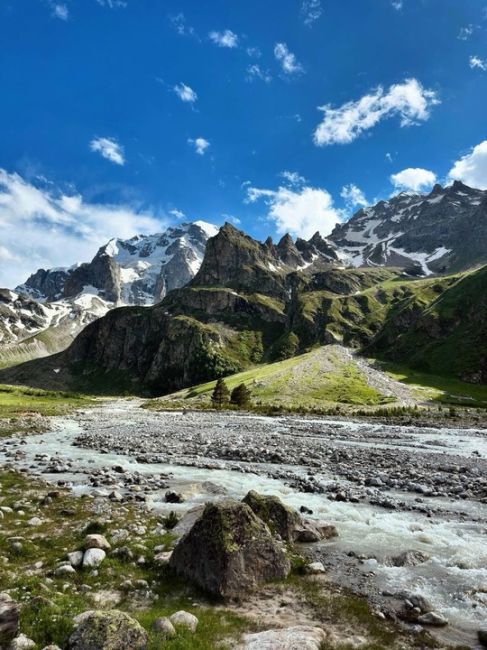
[0,222,218,366]
[2,222,485,394]
[329,181,487,275]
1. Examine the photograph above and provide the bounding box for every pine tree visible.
[211,378,230,407]
[230,382,251,408]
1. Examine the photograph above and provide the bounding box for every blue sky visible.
[1,0,487,287]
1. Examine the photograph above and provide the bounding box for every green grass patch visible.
[0,383,93,419]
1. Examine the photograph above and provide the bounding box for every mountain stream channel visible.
[1,399,486,648]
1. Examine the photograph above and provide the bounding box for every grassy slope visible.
[149,347,394,410]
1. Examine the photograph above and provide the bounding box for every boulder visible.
[417,612,448,627]
[242,491,337,543]
[68,551,84,568]
[11,635,36,650]
[169,610,198,633]
[478,630,487,647]
[84,534,111,551]
[152,617,176,639]
[83,548,106,569]
[0,592,19,647]
[67,610,147,650]
[237,625,326,649]
[169,500,290,598]
[390,550,430,567]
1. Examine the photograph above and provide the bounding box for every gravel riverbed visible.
[1,399,486,648]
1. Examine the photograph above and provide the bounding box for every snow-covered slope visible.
[2,222,218,367]
[328,181,487,275]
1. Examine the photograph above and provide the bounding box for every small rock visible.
[169,610,198,633]
[0,592,19,646]
[478,630,487,647]
[11,634,36,649]
[165,491,184,504]
[154,551,172,566]
[152,617,177,639]
[305,561,326,575]
[82,548,106,569]
[237,626,326,649]
[68,551,84,568]
[68,610,146,649]
[84,534,111,551]
[417,612,448,627]
[54,564,76,577]
[27,517,43,527]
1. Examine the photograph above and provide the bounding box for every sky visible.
[1,0,487,288]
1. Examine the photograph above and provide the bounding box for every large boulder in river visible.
[169,499,290,598]
[67,610,147,650]
[0,592,20,646]
[242,491,337,543]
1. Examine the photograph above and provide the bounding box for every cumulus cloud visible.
[390,167,437,192]
[188,137,210,156]
[169,12,197,38]
[469,55,487,71]
[174,82,198,103]
[90,137,125,165]
[458,25,474,40]
[313,78,439,146]
[274,43,304,75]
[246,183,343,238]
[246,64,272,83]
[96,0,127,8]
[340,184,368,210]
[0,169,163,288]
[391,1,403,9]
[209,30,238,48]
[448,140,487,189]
[301,0,322,27]
[280,171,306,186]
[51,3,69,20]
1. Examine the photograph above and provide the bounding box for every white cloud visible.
[246,184,343,238]
[385,152,393,162]
[209,30,238,48]
[280,171,306,186]
[458,25,474,40]
[90,137,125,165]
[169,208,185,219]
[246,64,272,83]
[188,137,210,156]
[222,214,241,225]
[340,184,368,209]
[469,55,487,71]
[0,169,163,288]
[174,82,198,103]
[390,167,437,192]
[51,3,69,20]
[274,43,304,75]
[301,0,322,27]
[169,13,197,38]
[96,0,127,8]
[391,1,403,9]
[313,78,439,147]
[246,46,261,58]
[448,140,487,189]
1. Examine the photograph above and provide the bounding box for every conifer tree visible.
[230,382,251,408]
[211,378,230,407]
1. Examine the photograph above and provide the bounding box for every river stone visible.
[417,611,448,627]
[169,610,199,633]
[84,534,111,551]
[478,630,487,647]
[237,625,327,649]
[67,610,147,650]
[152,617,176,639]
[0,592,20,646]
[83,548,106,568]
[169,499,290,598]
[390,550,430,567]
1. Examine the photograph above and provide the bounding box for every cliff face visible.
[2,221,486,395]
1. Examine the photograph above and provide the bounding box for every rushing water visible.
[1,401,486,646]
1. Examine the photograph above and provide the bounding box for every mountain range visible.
[1,181,486,391]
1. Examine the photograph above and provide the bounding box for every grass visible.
[381,362,487,408]
[146,347,394,412]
